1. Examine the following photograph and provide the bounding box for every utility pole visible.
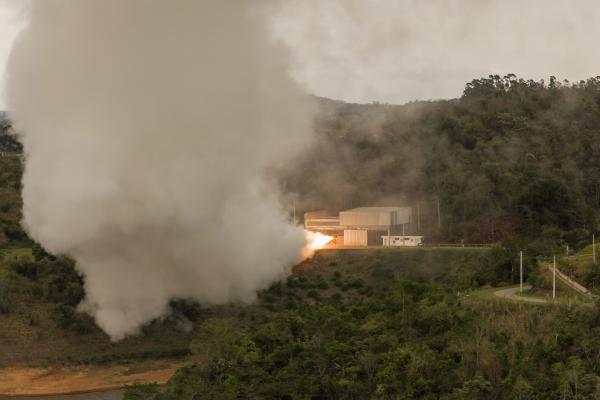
[519,251,523,293]
[417,203,421,233]
[553,255,556,300]
[436,197,441,228]
[594,233,596,264]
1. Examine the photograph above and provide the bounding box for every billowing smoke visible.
[6,1,314,340]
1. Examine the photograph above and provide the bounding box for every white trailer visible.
[382,235,424,247]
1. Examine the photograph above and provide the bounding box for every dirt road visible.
[493,285,548,304]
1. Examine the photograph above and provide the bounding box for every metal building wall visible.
[339,207,412,228]
[340,210,380,227]
[395,207,412,225]
[343,230,368,246]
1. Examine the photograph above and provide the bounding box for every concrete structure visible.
[381,235,424,247]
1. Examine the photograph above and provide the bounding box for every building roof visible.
[341,206,409,213]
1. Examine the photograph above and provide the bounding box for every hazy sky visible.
[1,0,600,107]
[0,1,24,109]
[273,0,600,104]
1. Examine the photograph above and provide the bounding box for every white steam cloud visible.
[6,1,314,340]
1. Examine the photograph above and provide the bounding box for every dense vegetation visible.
[282,75,600,253]
[125,250,600,400]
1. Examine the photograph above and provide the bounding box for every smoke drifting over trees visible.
[281,76,600,251]
[6,0,314,340]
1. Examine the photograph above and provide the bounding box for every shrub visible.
[39,256,85,306]
[316,275,329,290]
[0,220,29,242]
[331,293,343,303]
[307,289,320,301]
[348,278,365,289]
[51,304,95,334]
[358,286,374,296]
[9,257,39,280]
[32,243,55,261]
[170,298,205,322]
[123,383,162,400]
[317,280,329,290]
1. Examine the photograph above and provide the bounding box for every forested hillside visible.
[281,75,600,253]
[125,250,600,400]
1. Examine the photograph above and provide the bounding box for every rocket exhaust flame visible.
[303,230,334,258]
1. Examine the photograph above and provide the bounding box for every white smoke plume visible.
[6,0,314,340]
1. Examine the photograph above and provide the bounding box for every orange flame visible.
[303,230,334,258]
